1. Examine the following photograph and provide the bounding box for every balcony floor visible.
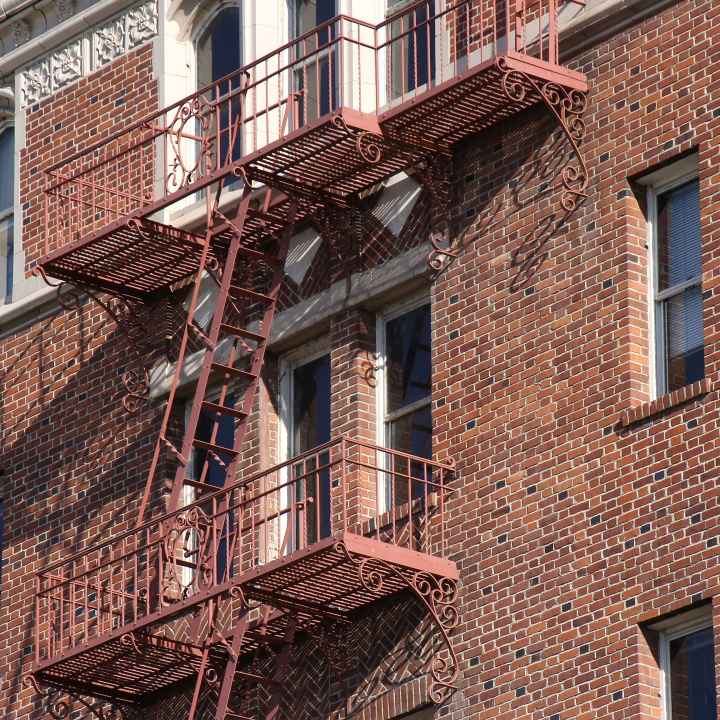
[34,531,458,704]
[38,53,587,299]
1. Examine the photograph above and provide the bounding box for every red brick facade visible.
[2,1,720,719]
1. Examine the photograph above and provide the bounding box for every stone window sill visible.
[619,378,714,428]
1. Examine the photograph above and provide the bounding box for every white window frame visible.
[642,155,701,398]
[650,605,715,720]
[277,336,331,554]
[375,291,431,513]
[0,121,15,306]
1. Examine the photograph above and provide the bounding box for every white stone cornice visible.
[15,0,158,107]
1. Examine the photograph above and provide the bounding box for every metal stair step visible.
[211,362,256,381]
[202,400,249,420]
[192,439,239,457]
[229,285,274,304]
[220,323,266,343]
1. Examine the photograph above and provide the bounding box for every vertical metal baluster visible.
[391,450,397,545]
[423,461,429,553]
[407,456,413,551]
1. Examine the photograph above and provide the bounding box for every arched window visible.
[0,125,14,304]
[197,6,243,166]
[197,6,242,88]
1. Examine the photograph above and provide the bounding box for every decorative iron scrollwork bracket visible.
[24,675,140,720]
[498,57,588,213]
[333,542,459,704]
[34,265,193,415]
[332,114,384,166]
[414,154,458,275]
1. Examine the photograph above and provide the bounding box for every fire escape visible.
[27,1,587,718]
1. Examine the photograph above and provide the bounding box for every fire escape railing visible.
[34,438,454,668]
[42,0,574,260]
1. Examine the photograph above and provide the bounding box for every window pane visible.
[389,403,431,457]
[292,355,331,542]
[386,304,431,413]
[663,285,704,392]
[197,7,241,87]
[0,127,13,212]
[295,0,336,36]
[193,394,236,487]
[389,1,436,97]
[657,179,701,291]
[669,627,717,720]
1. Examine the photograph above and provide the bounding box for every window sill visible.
[619,378,713,428]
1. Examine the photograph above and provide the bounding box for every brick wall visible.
[5,1,720,719]
[0,45,160,719]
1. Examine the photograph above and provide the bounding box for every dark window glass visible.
[657,180,702,291]
[669,626,717,720]
[292,354,331,544]
[386,304,431,414]
[389,0,436,97]
[0,127,13,212]
[293,1,338,125]
[197,7,243,167]
[656,179,704,393]
[193,395,236,581]
[385,304,432,506]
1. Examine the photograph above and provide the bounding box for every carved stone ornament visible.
[127,1,159,48]
[56,0,75,22]
[11,20,31,48]
[52,41,83,91]
[18,0,159,108]
[94,19,126,67]
[21,59,51,106]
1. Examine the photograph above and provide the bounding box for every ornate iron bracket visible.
[413,154,458,275]
[24,675,141,720]
[333,542,459,704]
[34,265,194,414]
[332,114,384,165]
[498,57,588,213]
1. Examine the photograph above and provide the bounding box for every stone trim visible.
[619,378,714,428]
[18,0,157,107]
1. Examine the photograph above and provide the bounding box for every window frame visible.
[375,292,432,512]
[0,120,15,306]
[646,163,703,398]
[651,606,716,720]
[277,336,331,554]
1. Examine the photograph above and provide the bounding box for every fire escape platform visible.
[379,52,588,149]
[34,531,457,704]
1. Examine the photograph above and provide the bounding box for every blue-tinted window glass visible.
[658,179,702,290]
[292,354,331,544]
[386,304,431,413]
[0,127,13,212]
[669,627,717,720]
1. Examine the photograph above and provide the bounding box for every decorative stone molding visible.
[11,20,31,49]
[56,0,75,22]
[18,0,158,108]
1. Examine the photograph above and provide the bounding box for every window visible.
[387,0,436,100]
[181,392,237,586]
[292,0,338,125]
[0,125,14,304]
[649,171,704,396]
[197,7,243,166]
[377,299,432,508]
[651,607,718,720]
[280,348,332,549]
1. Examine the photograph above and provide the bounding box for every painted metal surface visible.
[28,1,589,716]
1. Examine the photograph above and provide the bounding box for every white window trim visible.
[650,605,715,720]
[0,120,15,306]
[375,291,431,513]
[277,336,330,555]
[643,156,701,399]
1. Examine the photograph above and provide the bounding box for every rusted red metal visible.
[39,0,587,296]
[28,1,589,716]
[31,439,455,703]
